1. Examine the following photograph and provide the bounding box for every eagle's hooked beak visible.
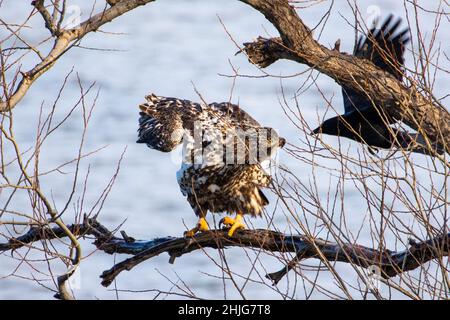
[279,137,286,148]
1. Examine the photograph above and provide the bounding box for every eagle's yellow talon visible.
[198,217,210,232]
[184,217,209,238]
[184,229,196,238]
[222,213,246,237]
[219,216,235,227]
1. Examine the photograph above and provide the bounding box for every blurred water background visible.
[0,0,448,299]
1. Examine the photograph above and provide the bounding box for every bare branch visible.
[2,217,448,291]
[0,218,111,252]
[98,229,450,287]
[0,0,156,112]
[32,0,57,35]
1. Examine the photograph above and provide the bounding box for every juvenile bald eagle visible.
[137,95,285,237]
[312,15,444,156]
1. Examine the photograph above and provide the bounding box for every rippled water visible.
[0,0,448,299]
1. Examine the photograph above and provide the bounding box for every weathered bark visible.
[2,218,447,288]
[0,218,113,252]
[98,229,450,287]
[239,0,450,153]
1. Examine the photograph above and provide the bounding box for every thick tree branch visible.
[98,229,450,287]
[0,0,156,112]
[239,0,450,152]
[1,218,448,288]
[0,217,113,252]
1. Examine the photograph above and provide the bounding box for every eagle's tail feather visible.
[258,189,269,206]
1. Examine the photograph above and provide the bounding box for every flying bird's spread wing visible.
[342,15,410,115]
[396,130,445,155]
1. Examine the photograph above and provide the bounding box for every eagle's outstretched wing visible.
[343,15,410,115]
[137,95,187,152]
[138,94,264,152]
[208,102,261,128]
[137,95,286,231]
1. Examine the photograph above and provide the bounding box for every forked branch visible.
[2,218,447,288]
[0,0,156,112]
[98,228,450,287]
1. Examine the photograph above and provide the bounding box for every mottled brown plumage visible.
[137,94,285,236]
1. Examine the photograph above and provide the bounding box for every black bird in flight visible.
[312,15,444,156]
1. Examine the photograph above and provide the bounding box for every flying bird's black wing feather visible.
[358,15,410,80]
[343,15,410,115]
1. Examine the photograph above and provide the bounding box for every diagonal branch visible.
[238,0,450,152]
[32,0,57,36]
[0,0,156,112]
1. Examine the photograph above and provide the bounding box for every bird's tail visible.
[396,131,445,156]
[258,189,269,206]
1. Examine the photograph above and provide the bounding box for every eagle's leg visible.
[220,212,246,237]
[184,217,210,237]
